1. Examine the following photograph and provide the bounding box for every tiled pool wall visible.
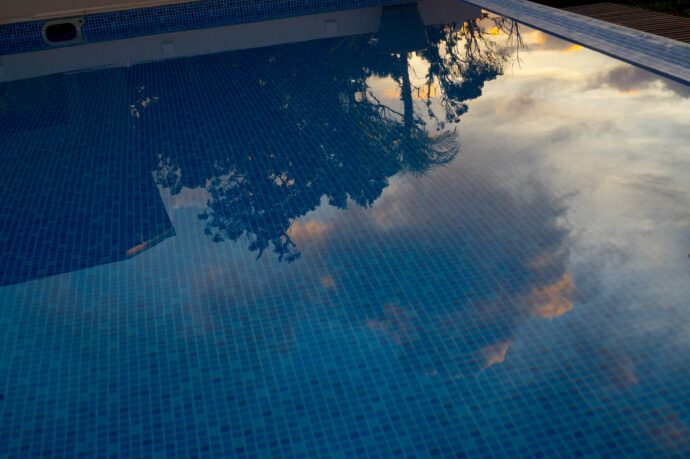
[0,0,411,55]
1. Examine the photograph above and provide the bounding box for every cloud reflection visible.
[309,149,575,379]
[528,271,575,319]
[587,64,690,97]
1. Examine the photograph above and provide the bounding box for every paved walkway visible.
[463,0,690,84]
[565,2,690,44]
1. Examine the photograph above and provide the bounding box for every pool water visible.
[1,7,689,457]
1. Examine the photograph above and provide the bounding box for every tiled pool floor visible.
[1,7,689,457]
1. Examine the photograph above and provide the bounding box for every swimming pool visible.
[1,2,689,457]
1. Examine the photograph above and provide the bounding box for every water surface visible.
[1,8,689,457]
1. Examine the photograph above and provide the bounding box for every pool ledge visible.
[465,0,690,84]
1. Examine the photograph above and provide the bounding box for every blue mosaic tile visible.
[0,0,409,55]
[1,5,689,458]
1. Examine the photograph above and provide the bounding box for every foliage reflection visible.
[148,7,519,261]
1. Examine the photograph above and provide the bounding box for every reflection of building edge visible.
[0,71,175,286]
[126,227,176,258]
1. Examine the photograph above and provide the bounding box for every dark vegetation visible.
[532,0,690,17]
[625,0,690,17]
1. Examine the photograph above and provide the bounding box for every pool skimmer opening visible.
[42,18,85,46]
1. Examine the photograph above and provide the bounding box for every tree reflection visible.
[421,20,509,128]
[149,6,518,261]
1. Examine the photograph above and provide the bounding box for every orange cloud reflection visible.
[286,219,330,243]
[381,83,437,100]
[561,44,583,53]
[528,272,575,319]
[481,341,511,369]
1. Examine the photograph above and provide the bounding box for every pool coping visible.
[465,0,690,84]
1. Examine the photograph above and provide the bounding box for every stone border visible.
[465,0,690,84]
